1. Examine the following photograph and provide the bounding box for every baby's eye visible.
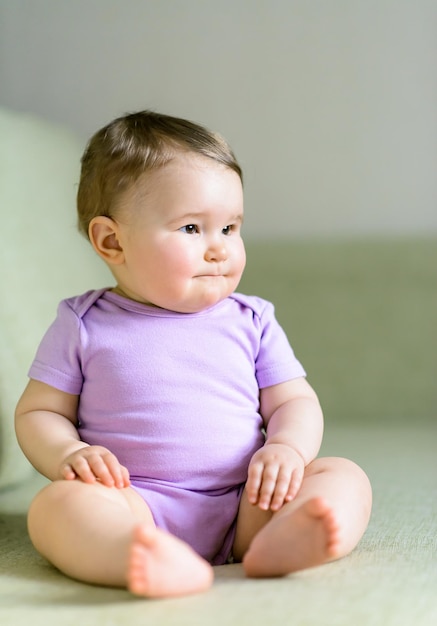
[222,225,237,235]
[180,224,199,234]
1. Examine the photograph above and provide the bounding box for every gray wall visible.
[1,0,436,239]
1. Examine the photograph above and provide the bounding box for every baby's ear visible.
[88,216,124,265]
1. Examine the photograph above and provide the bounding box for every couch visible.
[0,107,436,625]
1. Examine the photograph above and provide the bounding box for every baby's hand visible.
[246,443,305,511]
[61,446,130,489]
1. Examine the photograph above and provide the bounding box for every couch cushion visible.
[239,238,436,425]
[0,108,111,489]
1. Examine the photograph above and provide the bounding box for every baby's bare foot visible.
[243,497,341,578]
[127,525,214,598]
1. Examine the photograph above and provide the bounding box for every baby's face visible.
[111,153,246,313]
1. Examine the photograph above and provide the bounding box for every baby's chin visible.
[171,293,231,314]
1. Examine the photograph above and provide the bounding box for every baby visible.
[15,110,372,598]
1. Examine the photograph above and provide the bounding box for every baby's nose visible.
[205,239,228,262]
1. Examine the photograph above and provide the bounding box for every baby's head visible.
[77,110,242,239]
[77,111,246,313]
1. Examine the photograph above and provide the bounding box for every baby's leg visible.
[238,457,372,577]
[27,480,213,597]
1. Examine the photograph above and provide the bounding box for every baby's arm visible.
[15,379,130,488]
[247,377,323,511]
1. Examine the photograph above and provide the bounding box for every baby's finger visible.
[103,453,130,488]
[257,465,280,510]
[68,455,98,484]
[269,467,294,511]
[86,453,118,486]
[284,467,304,502]
[120,464,131,488]
[246,461,264,505]
[61,464,77,481]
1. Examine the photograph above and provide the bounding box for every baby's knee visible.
[28,481,68,529]
[310,456,368,479]
[307,457,372,500]
[331,457,372,492]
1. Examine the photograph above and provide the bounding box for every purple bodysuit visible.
[29,289,306,564]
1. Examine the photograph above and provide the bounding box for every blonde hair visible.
[77,110,242,238]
